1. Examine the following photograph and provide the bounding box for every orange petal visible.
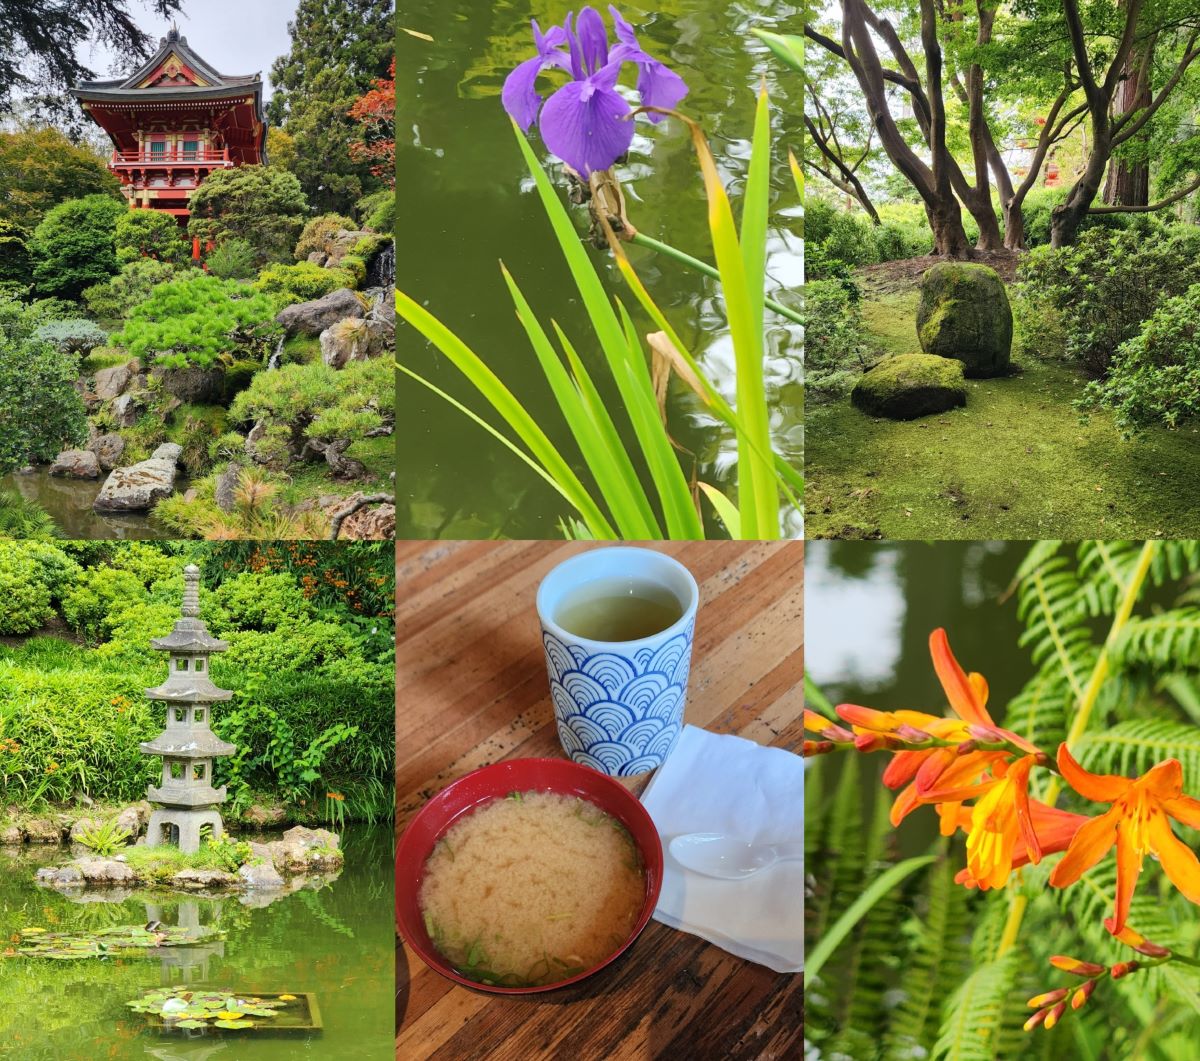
[836,704,895,731]
[882,749,931,790]
[968,671,989,711]
[1112,818,1146,935]
[1057,744,1130,803]
[803,710,832,733]
[914,747,958,795]
[1148,809,1200,906]
[1010,756,1042,865]
[937,800,962,837]
[929,628,992,725]
[1164,794,1200,831]
[1049,808,1119,888]
[889,783,921,827]
[1138,758,1183,801]
[918,751,1002,802]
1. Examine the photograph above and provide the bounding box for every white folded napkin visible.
[639,724,804,973]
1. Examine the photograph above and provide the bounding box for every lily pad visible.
[176,1020,209,1029]
[214,1019,255,1029]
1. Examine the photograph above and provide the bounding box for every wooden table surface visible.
[395,541,805,1061]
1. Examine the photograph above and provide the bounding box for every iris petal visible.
[539,63,633,175]
[606,7,688,123]
[575,7,610,75]
[503,55,553,131]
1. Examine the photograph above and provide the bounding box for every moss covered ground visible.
[808,287,1200,539]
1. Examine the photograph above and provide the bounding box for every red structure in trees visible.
[71,27,267,254]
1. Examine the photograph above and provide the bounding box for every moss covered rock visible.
[851,353,967,420]
[916,262,1012,376]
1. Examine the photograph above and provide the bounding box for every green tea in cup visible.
[554,577,684,642]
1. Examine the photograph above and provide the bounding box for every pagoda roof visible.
[141,731,236,758]
[71,27,262,102]
[150,629,229,653]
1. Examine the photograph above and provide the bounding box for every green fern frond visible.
[932,953,1020,1061]
[1114,609,1200,671]
[1073,719,1200,792]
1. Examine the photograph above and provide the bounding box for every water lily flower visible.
[501,5,688,176]
[837,628,1041,827]
[1048,745,1200,933]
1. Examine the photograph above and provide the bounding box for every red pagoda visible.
[71,27,267,249]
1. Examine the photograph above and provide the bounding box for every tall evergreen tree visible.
[267,0,393,216]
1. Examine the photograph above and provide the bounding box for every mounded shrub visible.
[805,279,870,400]
[29,194,125,299]
[294,213,355,260]
[253,261,356,304]
[32,319,108,356]
[83,258,178,320]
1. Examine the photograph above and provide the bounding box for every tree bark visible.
[1103,30,1155,206]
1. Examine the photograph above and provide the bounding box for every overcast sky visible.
[76,0,300,99]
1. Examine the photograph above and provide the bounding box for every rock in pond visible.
[276,288,364,336]
[916,262,1012,377]
[93,444,182,513]
[170,868,238,890]
[265,826,343,874]
[23,817,66,843]
[238,860,285,890]
[49,448,101,479]
[851,354,968,420]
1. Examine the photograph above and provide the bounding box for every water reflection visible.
[397,0,803,539]
[0,468,177,540]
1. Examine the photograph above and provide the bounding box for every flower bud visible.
[1071,980,1096,1010]
[1042,1002,1067,1030]
[1050,955,1105,977]
[1110,961,1140,980]
[802,740,835,758]
[1027,988,1068,1008]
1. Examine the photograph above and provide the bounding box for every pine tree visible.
[267,0,394,215]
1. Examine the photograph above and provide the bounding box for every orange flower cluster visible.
[804,628,1200,956]
[0,737,20,755]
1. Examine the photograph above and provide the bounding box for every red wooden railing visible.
[111,148,231,164]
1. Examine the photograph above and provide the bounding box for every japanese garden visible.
[0,1,396,541]
[0,539,394,1056]
[797,0,1200,539]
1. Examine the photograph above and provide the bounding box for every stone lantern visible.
[140,564,235,853]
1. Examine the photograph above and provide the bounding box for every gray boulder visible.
[93,454,179,513]
[76,857,136,884]
[320,317,388,368]
[89,433,126,472]
[36,864,83,886]
[170,868,238,890]
[916,263,1013,377]
[110,393,144,428]
[238,860,285,890]
[851,354,968,420]
[276,288,364,336]
[49,449,101,479]
[150,365,226,404]
[93,363,132,400]
[23,817,65,843]
[266,826,343,874]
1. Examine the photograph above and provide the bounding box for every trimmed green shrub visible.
[357,187,394,234]
[0,218,31,285]
[29,194,125,299]
[338,254,367,289]
[115,210,189,265]
[83,258,178,320]
[211,571,311,630]
[115,273,281,369]
[294,213,355,260]
[187,166,308,266]
[253,261,355,304]
[0,542,77,634]
[1081,282,1200,431]
[62,568,148,641]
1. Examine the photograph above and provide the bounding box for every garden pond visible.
[397,0,804,539]
[0,823,393,1059]
[0,468,177,540]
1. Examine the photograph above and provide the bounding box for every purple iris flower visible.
[502,5,689,176]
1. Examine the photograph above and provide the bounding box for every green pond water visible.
[397,0,804,540]
[0,469,177,540]
[0,824,394,1060]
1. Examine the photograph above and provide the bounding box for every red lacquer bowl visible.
[396,757,664,994]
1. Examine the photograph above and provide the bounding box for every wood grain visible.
[396,541,804,1060]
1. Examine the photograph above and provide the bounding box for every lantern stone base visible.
[146,808,224,854]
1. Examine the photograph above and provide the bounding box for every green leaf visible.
[752,29,804,75]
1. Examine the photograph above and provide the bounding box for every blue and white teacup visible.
[537,547,698,777]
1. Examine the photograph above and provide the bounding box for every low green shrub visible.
[75,817,132,855]
[294,213,355,261]
[115,210,189,266]
[29,194,125,299]
[205,238,258,281]
[0,544,58,634]
[211,571,311,630]
[62,568,148,641]
[31,319,108,355]
[253,261,355,304]
[805,279,872,400]
[1015,224,1200,375]
[357,188,394,234]
[115,273,281,369]
[338,255,367,289]
[1081,282,1200,431]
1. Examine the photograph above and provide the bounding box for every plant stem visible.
[629,231,805,327]
[998,541,1160,958]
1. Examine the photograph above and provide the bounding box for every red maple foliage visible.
[348,59,395,185]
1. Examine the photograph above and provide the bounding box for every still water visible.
[0,469,176,540]
[0,824,394,1059]
[397,0,804,539]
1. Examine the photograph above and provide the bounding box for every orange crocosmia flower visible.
[955,800,1088,890]
[1049,745,1200,933]
[838,629,1039,827]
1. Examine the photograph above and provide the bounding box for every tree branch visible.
[1086,174,1200,213]
[1112,32,1200,145]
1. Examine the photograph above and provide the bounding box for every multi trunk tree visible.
[807,0,1200,256]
